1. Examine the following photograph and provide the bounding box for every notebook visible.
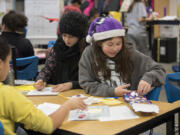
[26,87,59,96]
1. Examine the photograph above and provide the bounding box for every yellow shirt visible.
[0,83,53,135]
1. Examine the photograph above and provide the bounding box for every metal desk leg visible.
[166,114,175,135]
[178,112,180,135]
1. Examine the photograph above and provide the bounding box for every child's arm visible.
[5,86,86,134]
[137,80,151,95]
[36,48,56,84]
[49,98,87,130]
[52,82,72,92]
[33,80,46,90]
[114,84,131,96]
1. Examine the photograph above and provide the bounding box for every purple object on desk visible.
[123,91,152,105]
[164,6,166,16]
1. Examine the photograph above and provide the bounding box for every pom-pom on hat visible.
[60,11,88,38]
[86,16,125,43]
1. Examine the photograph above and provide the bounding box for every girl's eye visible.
[62,34,67,37]
[107,43,113,46]
[116,43,121,46]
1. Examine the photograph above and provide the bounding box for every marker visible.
[104,96,118,99]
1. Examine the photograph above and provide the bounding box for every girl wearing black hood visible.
[34,11,88,92]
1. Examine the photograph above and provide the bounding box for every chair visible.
[172,65,180,72]
[0,122,4,135]
[164,72,180,103]
[146,87,161,101]
[15,56,39,80]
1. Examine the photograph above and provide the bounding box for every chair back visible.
[172,65,180,72]
[165,72,180,103]
[0,122,4,135]
[48,40,56,48]
[146,87,161,101]
[16,56,39,80]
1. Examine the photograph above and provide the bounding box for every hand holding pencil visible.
[33,80,45,90]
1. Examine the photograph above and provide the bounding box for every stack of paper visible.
[26,87,59,96]
[131,103,159,113]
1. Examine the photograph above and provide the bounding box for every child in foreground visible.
[0,37,86,134]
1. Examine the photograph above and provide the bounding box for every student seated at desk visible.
[0,37,87,135]
[1,10,34,58]
[79,16,165,97]
[34,12,88,92]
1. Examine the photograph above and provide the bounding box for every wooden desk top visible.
[27,89,179,135]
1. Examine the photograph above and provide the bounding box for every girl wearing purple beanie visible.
[79,16,165,97]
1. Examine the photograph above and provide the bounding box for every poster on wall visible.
[25,0,60,45]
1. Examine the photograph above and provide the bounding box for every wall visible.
[170,0,179,16]
[154,0,169,37]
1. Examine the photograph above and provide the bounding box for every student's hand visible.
[52,82,72,92]
[114,84,131,96]
[137,80,151,95]
[63,98,87,110]
[33,80,45,90]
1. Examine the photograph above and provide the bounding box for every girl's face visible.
[62,33,79,47]
[0,54,11,81]
[101,37,123,58]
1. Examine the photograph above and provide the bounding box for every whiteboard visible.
[25,0,60,45]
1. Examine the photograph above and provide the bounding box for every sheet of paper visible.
[159,16,177,20]
[68,106,110,121]
[37,102,60,116]
[15,80,35,85]
[99,106,139,121]
[14,85,35,91]
[26,87,59,96]
[101,98,122,105]
[70,94,102,105]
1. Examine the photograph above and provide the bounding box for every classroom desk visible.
[146,20,180,50]
[27,90,180,135]
[172,100,180,135]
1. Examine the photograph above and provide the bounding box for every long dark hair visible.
[91,37,133,83]
[0,37,11,61]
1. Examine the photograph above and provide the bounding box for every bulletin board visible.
[25,0,60,45]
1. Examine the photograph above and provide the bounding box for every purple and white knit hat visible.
[86,16,125,43]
